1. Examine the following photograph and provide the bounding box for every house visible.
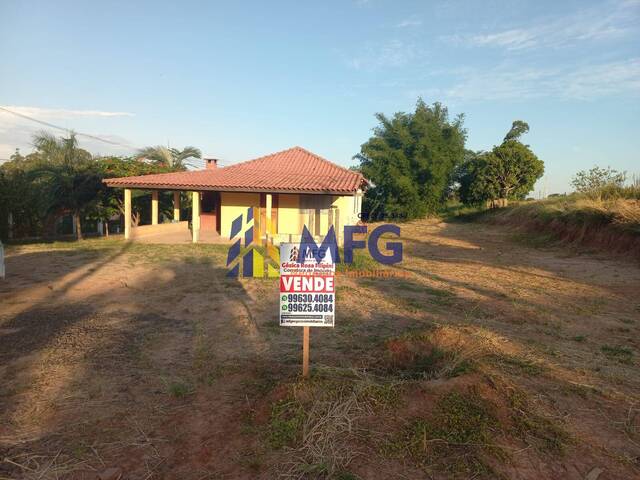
[104,147,365,245]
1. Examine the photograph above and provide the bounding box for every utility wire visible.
[0,105,138,150]
[1,105,228,169]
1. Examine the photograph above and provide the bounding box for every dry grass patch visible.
[266,368,401,479]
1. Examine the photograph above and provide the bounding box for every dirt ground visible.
[1,220,639,479]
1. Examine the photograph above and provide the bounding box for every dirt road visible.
[1,220,639,479]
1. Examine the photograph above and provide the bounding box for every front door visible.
[201,191,220,234]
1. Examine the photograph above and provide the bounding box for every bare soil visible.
[1,220,639,479]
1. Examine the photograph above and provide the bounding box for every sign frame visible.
[279,243,336,328]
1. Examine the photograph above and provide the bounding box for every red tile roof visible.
[104,147,364,194]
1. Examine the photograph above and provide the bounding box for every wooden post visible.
[192,191,200,243]
[173,191,181,221]
[151,191,159,225]
[124,188,132,240]
[302,326,310,378]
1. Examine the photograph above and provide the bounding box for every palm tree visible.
[30,131,102,240]
[136,145,202,169]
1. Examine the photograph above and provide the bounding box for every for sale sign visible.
[279,243,335,327]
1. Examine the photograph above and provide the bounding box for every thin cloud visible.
[345,40,416,70]
[433,58,640,101]
[0,105,137,157]
[0,105,134,120]
[442,0,640,51]
[396,17,422,28]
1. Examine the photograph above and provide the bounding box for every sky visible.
[1,0,639,195]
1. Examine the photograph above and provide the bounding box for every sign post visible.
[279,243,335,378]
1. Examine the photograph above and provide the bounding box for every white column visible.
[192,191,200,243]
[173,192,181,221]
[151,191,159,225]
[124,188,132,240]
[266,193,272,236]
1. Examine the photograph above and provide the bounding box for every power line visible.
[1,105,228,169]
[0,105,138,150]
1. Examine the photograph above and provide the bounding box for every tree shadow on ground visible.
[0,242,283,479]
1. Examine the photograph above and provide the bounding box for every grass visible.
[417,390,496,444]
[7,236,230,265]
[506,387,571,454]
[494,354,544,376]
[398,390,502,478]
[445,193,640,257]
[601,344,634,364]
[382,327,487,381]
[268,398,306,448]
[266,369,403,477]
[168,381,194,398]
[5,215,632,478]
[336,248,379,273]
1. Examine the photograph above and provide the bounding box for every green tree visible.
[136,146,201,169]
[9,147,25,162]
[503,120,529,142]
[458,121,544,207]
[29,131,102,239]
[95,156,177,230]
[355,99,466,219]
[1,146,53,239]
[571,166,625,200]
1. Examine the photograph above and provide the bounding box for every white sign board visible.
[279,243,335,327]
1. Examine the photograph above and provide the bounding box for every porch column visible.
[192,191,200,243]
[173,192,181,221]
[124,188,132,240]
[151,191,159,225]
[265,193,272,235]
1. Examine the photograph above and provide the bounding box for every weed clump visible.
[382,327,482,380]
[168,381,193,398]
[268,399,305,448]
[601,344,634,364]
[507,388,571,454]
[267,369,402,477]
[399,389,503,478]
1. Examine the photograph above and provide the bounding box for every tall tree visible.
[0,151,47,239]
[136,146,201,169]
[355,99,466,219]
[458,121,544,207]
[29,131,102,239]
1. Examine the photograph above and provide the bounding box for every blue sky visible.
[1,0,638,194]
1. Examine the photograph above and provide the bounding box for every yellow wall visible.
[277,194,301,234]
[331,194,359,227]
[220,192,261,238]
[219,191,362,242]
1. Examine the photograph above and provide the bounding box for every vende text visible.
[280,275,335,293]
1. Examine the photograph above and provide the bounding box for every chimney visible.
[204,158,219,170]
